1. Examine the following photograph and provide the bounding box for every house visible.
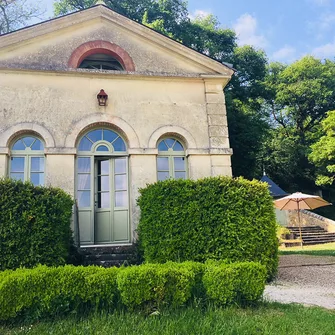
[0,4,234,247]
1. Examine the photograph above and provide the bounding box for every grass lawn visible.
[279,242,335,256]
[1,303,335,335]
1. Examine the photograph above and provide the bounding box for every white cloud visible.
[233,14,267,48]
[271,45,297,62]
[311,41,335,58]
[189,9,212,20]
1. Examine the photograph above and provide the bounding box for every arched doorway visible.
[76,128,129,245]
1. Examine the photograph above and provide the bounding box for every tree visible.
[0,0,44,34]
[309,111,335,186]
[262,57,335,192]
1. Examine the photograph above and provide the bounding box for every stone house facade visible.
[0,4,234,246]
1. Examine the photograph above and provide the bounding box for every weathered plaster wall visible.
[0,21,214,74]
[0,70,232,239]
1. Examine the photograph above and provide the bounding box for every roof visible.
[260,175,288,198]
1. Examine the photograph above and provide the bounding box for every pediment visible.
[0,5,233,77]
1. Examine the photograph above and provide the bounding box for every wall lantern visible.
[97,89,108,106]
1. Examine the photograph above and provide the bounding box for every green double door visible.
[77,156,129,245]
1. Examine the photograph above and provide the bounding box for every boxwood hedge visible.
[0,261,266,321]
[0,178,73,270]
[137,177,278,279]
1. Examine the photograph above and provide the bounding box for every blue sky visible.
[38,0,335,63]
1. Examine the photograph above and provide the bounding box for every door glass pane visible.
[115,158,127,174]
[98,176,109,192]
[115,174,127,191]
[23,137,35,148]
[78,190,90,207]
[78,174,90,190]
[175,171,186,180]
[99,192,110,208]
[30,172,44,186]
[12,139,26,150]
[103,130,118,143]
[115,191,127,207]
[96,145,109,152]
[157,157,169,170]
[78,157,91,173]
[10,173,24,182]
[98,160,109,175]
[31,139,44,150]
[87,129,102,143]
[78,137,93,151]
[158,171,170,181]
[174,157,185,171]
[11,157,25,172]
[31,157,44,172]
[112,137,126,151]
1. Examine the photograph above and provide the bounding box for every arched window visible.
[9,136,45,186]
[157,138,187,181]
[79,54,124,71]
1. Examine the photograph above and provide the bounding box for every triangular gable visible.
[0,5,234,77]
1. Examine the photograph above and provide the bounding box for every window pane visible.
[87,129,102,143]
[23,137,35,148]
[78,191,91,207]
[115,191,127,207]
[175,171,186,180]
[157,157,169,170]
[98,176,109,192]
[98,192,110,208]
[96,145,109,152]
[165,138,175,148]
[98,160,109,175]
[11,157,25,172]
[158,171,170,181]
[31,139,44,150]
[78,157,91,173]
[30,172,44,186]
[78,137,93,151]
[31,157,44,172]
[103,130,118,143]
[78,174,91,190]
[174,157,185,171]
[112,137,126,151]
[173,141,184,151]
[158,141,168,151]
[115,158,127,174]
[12,139,26,150]
[115,174,127,191]
[10,173,24,182]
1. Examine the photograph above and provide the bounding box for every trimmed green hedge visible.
[0,261,266,321]
[137,177,278,279]
[0,179,73,270]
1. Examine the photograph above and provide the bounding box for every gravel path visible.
[264,255,335,309]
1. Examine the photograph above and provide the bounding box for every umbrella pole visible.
[297,202,303,248]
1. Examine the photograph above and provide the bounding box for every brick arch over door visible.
[68,40,136,71]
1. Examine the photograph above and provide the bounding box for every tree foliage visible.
[0,0,44,34]
[310,111,335,186]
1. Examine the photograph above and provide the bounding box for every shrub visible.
[0,261,266,321]
[116,262,197,310]
[203,262,267,305]
[0,178,73,270]
[137,177,278,279]
[0,265,119,321]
